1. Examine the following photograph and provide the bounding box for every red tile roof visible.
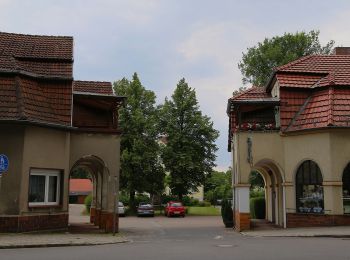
[228,53,350,137]
[0,32,73,126]
[0,32,73,78]
[231,86,271,101]
[73,81,113,95]
[276,55,350,86]
[285,88,350,131]
[0,32,73,60]
[276,73,323,88]
[69,179,93,194]
[275,54,350,132]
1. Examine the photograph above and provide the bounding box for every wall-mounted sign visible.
[0,154,9,175]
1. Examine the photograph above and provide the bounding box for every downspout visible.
[283,184,287,228]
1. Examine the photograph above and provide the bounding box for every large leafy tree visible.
[114,73,164,209]
[238,30,335,86]
[204,169,232,205]
[160,79,219,200]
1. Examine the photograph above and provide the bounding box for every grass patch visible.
[186,206,220,216]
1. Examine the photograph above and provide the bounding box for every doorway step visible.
[251,219,281,230]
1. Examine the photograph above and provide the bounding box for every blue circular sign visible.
[0,154,9,174]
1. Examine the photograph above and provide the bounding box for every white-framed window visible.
[28,169,61,206]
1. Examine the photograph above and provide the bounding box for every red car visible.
[165,201,185,217]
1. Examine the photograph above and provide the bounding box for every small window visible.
[29,169,61,206]
[296,160,324,214]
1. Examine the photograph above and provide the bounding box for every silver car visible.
[118,202,125,217]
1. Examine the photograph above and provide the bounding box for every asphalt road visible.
[1,215,350,260]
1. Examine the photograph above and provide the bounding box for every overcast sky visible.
[1,0,350,171]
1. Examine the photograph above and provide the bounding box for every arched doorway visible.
[253,159,284,227]
[69,155,111,232]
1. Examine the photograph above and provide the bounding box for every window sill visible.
[28,204,62,208]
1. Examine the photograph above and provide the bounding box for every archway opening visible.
[249,171,266,221]
[252,160,284,228]
[69,167,93,225]
[68,155,107,233]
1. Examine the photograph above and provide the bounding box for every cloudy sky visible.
[1,0,350,171]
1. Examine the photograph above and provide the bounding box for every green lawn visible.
[186,206,221,216]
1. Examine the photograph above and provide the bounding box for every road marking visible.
[214,235,223,240]
[217,244,234,248]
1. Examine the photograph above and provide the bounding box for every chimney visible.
[334,47,350,55]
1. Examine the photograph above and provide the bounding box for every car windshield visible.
[170,203,182,207]
[140,204,152,208]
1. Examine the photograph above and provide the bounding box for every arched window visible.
[296,160,324,214]
[343,163,350,214]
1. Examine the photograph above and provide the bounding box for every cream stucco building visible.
[0,32,124,232]
[228,47,350,231]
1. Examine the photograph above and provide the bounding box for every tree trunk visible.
[178,193,183,202]
[129,190,136,213]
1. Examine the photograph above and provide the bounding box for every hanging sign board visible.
[0,154,9,176]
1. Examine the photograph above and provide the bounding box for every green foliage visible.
[70,168,91,179]
[221,198,234,228]
[187,206,220,216]
[114,73,165,209]
[250,171,265,188]
[182,196,202,206]
[159,78,219,200]
[161,195,179,204]
[250,186,265,198]
[198,201,211,207]
[238,30,335,86]
[84,194,92,213]
[250,197,266,219]
[204,169,232,205]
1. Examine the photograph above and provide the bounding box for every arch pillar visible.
[233,183,251,231]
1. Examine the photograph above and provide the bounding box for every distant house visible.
[228,47,350,231]
[69,179,93,204]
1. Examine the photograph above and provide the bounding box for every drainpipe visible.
[283,185,287,228]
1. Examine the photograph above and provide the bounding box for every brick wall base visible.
[90,207,96,224]
[99,211,119,233]
[287,213,350,228]
[0,213,68,233]
[235,211,250,231]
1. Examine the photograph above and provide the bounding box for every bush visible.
[161,195,178,205]
[250,197,266,219]
[250,186,265,198]
[221,198,234,228]
[84,194,92,213]
[198,201,211,207]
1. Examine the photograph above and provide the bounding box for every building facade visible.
[228,47,350,231]
[0,32,124,232]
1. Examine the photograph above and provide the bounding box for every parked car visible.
[165,201,185,217]
[118,202,125,217]
[137,203,155,217]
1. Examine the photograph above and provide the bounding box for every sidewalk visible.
[0,232,129,249]
[241,226,350,237]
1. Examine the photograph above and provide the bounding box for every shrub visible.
[221,198,233,228]
[84,194,92,213]
[250,186,265,198]
[198,201,211,207]
[250,197,266,219]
